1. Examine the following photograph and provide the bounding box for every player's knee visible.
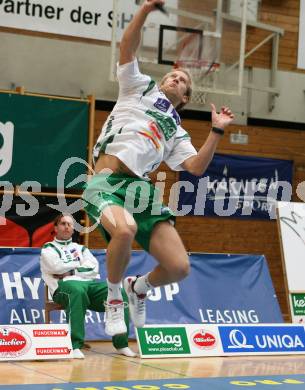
[179,260,190,280]
[170,257,190,281]
[113,224,137,242]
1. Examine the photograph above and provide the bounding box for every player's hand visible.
[142,0,165,14]
[211,103,234,129]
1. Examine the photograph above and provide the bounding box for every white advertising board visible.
[0,323,72,361]
[136,323,305,358]
[0,0,175,41]
[277,201,305,291]
[0,0,124,40]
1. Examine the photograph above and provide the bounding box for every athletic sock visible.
[107,279,123,302]
[133,273,154,295]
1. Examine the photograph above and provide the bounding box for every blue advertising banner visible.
[219,325,305,354]
[178,154,293,219]
[0,249,283,340]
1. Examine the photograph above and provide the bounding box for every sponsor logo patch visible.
[137,327,190,355]
[192,329,217,349]
[33,329,69,337]
[292,293,305,316]
[220,326,305,353]
[0,327,32,358]
[153,98,170,112]
[36,347,71,356]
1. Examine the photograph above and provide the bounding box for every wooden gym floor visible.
[1,341,305,386]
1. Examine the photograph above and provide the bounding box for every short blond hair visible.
[160,68,193,111]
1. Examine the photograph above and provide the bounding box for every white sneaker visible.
[104,299,127,336]
[116,346,137,357]
[73,348,85,359]
[123,276,147,328]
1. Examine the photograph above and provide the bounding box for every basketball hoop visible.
[173,29,221,104]
[175,60,220,104]
[175,59,220,79]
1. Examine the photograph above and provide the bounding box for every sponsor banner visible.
[290,293,305,324]
[0,324,72,360]
[291,293,305,316]
[137,324,305,358]
[137,326,191,356]
[0,93,88,188]
[137,324,221,358]
[219,324,305,355]
[0,249,282,341]
[0,0,176,42]
[179,154,293,219]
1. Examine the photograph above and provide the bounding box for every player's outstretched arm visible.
[182,104,234,176]
[119,0,165,65]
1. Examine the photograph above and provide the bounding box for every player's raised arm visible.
[119,0,165,65]
[182,104,234,176]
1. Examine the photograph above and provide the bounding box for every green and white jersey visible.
[40,238,100,296]
[93,58,197,179]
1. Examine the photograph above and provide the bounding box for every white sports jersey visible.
[93,59,197,179]
[40,238,100,296]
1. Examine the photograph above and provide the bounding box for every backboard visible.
[110,0,247,101]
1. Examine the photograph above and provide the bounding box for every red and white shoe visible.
[104,299,127,336]
[123,276,147,328]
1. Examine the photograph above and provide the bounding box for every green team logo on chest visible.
[146,110,177,141]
